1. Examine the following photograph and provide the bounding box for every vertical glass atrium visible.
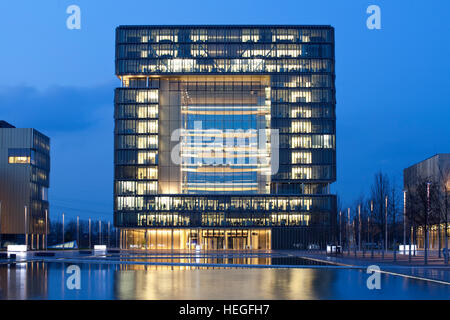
[114,26,336,250]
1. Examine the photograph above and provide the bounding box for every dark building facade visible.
[0,121,50,249]
[404,154,450,250]
[114,25,337,249]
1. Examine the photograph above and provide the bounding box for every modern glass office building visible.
[0,121,50,249]
[114,25,336,250]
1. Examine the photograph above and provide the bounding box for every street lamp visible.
[425,182,431,265]
[99,220,102,245]
[77,216,79,248]
[384,196,388,258]
[62,213,65,250]
[403,190,407,247]
[370,200,374,259]
[108,221,110,248]
[339,211,342,247]
[347,208,351,255]
[88,218,91,248]
[24,206,28,247]
[358,204,361,252]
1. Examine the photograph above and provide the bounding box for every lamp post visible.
[108,221,110,248]
[77,216,79,248]
[0,201,2,248]
[88,218,91,249]
[403,190,407,248]
[358,204,361,253]
[384,196,388,259]
[353,220,357,257]
[45,209,48,250]
[339,211,342,247]
[347,208,350,255]
[99,220,102,245]
[445,180,449,265]
[24,206,28,247]
[62,213,65,250]
[425,182,431,265]
[370,201,374,259]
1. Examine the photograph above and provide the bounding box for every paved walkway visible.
[290,250,450,284]
[2,248,450,284]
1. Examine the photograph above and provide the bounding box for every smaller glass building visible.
[0,121,50,249]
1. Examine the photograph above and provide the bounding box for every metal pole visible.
[358,204,361,252]
[353,220,357,257]
[385,196,388,254]
[88,218,91,248]
[45,209,48,250]
[370,201,374,259]
[366,209,369,257]
[347,208,350,255]
[0,201,2,248]
[108,222,110,248]
[403,190,407,248]
[77,216,79,248]
[24,206,28,247]
[425,182,431,265]
[339,211,342,247]
[62,213,65,250]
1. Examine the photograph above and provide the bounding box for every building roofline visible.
[404,153,450,172]
[116,24,334,30]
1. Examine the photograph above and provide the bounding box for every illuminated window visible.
[291,120,312,133]
[291,136,311,148]
[137,167,158,180]
[137,120,158,134]
[292,167,312,179]
[137,136,158,149]
[138,151,157,164]
[8,148,35,164]
[292,151,312,164]
[136,90,158,103]
[137,181,157,195]
[137,105,158,118]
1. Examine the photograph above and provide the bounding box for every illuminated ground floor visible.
[120,228,271,250]
[119,226,332,250]
[416,224,450,250]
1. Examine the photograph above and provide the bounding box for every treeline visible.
[339,170,449,264]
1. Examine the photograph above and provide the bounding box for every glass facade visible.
[114,25,336,249]
[0,127,50,249]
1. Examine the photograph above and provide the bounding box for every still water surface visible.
[0,262,448,300]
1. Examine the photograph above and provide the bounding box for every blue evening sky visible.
[1,0,449,222]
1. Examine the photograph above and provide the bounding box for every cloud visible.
[0,83,116,221]
[0,82,115,133]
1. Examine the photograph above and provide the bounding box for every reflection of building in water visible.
[114,26,337,250]
[0,262,48,299]
[114,267,334,300]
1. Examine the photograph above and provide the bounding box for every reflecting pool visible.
[0,262,448,300]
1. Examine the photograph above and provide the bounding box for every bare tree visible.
[407,177,441,264]
[370,172,390,256]
[438,165,449,264]
[389,177,402,261]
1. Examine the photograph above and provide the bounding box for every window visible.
[8,148,35,164]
